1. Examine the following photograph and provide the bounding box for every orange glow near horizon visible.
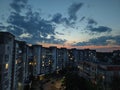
[36,42,120,52]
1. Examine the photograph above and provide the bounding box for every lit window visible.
[70,58,73,60]
[42,61,44,64]
[42,55,45,58]
[34,62,36,65]
[42,64,44,67]
[16,60,18,64]
[5,64,9,69]
[57,66,59,69]
[49,60,51,62]
[29,62,32,65]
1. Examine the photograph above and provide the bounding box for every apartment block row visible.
[1,32,120,90]
[78,51,120,90]
[0,32,97,90]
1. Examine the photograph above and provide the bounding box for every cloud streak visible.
[74,35,120,46]
[80,16,85,22]
[85,18,112,34]
[68,3,83,21]
[87,25,112,33]
[87,18,97,25]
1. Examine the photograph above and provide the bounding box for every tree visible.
[111,76,120,90]
[64,72,97,90]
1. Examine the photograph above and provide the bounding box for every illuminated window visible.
[57,66,59,69]
[29,62,32,65]
[5,64,9,69]
[42,61,45,64]
[42,64,44,67]
[42,55,45,58]
[49,60,51,65]
[16,60,18,64]
[49,60,51,62]
[34,62,36,66]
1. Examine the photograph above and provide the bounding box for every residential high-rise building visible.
[41,47,53,74]
[13,40,27,90]
[32,45,42,76]
[83,49,96,62]
[61,48,68,68]
[49,46,57,72]
[57,48,68,70]
[26,45,33,79]
[57,48,64,70]
[112,50,120,64]
[71,48,79,66]
[0,32,15,90]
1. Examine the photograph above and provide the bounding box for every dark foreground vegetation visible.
[30,67,120,90]
[63,72,97,90]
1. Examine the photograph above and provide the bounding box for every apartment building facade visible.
[13,40,28,90]
[0,32,15,90]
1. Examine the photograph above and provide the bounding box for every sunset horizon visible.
[0,0,120,52]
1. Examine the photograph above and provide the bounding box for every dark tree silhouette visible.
[111,76,120,90]
[64,72,97,90]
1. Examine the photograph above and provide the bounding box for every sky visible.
[0,0,120,52]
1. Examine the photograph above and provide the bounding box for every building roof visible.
[0,31,15,38]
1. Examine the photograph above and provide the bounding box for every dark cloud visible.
[56,32,64,35]
[46,36,66,44]
[10,0,28,12]
[68,3,83,21]
[51,2,84,27]
[51,13,62,24]
[88,18,97,25]
[74,35,120,46]
[80,16,85,22]
[113,36,120,45]
[7,11,55,36]
[51,13,74,27]
[86,18,112,34]
[87,26,112,33]
[3,3,67,44]
[7,12,25,27]
[21,34,67,44]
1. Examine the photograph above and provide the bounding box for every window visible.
[5,55,9,62]
[5,64,9,69]
[15,60,18,64]
[7,46,10,51]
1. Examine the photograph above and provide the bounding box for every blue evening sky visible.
[0,0,120,51]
